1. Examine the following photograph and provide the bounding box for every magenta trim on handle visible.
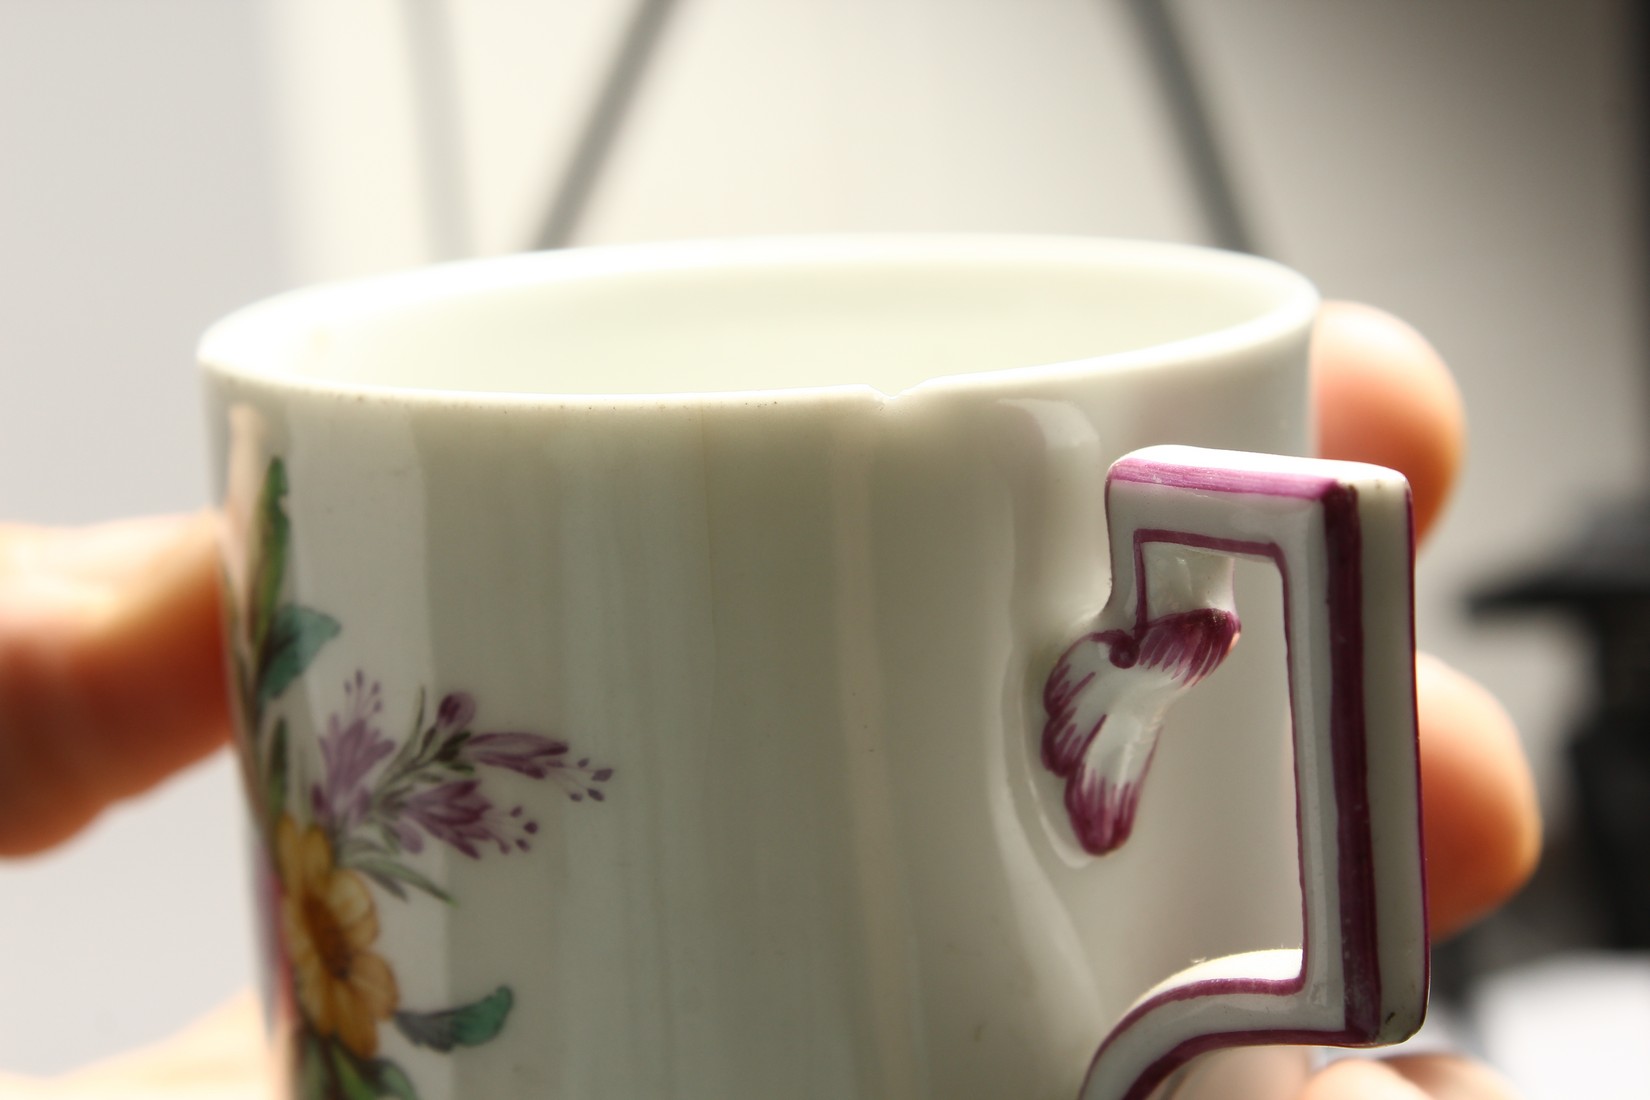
[1108,459,1341,500]
[1046,452,1422,1100]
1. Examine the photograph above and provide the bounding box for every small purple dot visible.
[570,794,584,802]
[577,758,589,768]
[509,806,523,818]
[524,821,539,834]
[516,839,530,852]
[592,768,614,782]
[588,789,605,802]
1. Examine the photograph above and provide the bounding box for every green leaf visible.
[365,1059,421,1100]
[251,458,291,655]
[381,689,427,788]
[232,650,257,742]
[264,718,289,825]
[393,987,514,1052]
[350,856,453,905]
[367,874,406,901]
[328,1042,379,1100]
[298,1033,331,1098]
[258,604,341,706]
[336,836,393,862]
[434,731,471,764]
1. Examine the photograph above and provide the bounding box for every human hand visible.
[0,301,1538,1098]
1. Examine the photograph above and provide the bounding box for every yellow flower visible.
[276,815,399,1058]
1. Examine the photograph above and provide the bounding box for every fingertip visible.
[1416,654,1542,938]
[1303,1055,1520,1100]
[0,514,232,855]
[79,511,232,786]
[1385,1054,1523,1099]
[1313,302,1466,541]
[1301,1059,1430,1100]
[65,991,269,1092]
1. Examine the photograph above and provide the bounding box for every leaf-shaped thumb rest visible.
[1037,443,1414,866]
[1043,606,1240,855]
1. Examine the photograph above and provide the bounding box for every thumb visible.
[1301,1055,1521,1099]
[0,514,231,855]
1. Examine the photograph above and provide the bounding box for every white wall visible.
[0,0,1640,1076]
[0,0,283,1073]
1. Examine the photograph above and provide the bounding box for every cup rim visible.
[198,234,1320,407]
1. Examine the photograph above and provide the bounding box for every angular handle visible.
[1040,445,1428,1100]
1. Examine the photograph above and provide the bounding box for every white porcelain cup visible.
[200,237,1426,1100]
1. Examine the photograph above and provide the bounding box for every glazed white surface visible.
[202,238,1417,1099]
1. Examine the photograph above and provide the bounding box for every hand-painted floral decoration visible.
[224,446,612,1099]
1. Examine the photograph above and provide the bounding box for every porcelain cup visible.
[200,236,1427,1100]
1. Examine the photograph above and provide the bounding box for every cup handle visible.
[1040,445,1428,1100]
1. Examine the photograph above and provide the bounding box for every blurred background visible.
[1,0,1646,1095]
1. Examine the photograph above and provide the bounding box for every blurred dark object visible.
[1473,501,1650,949]
[1460,0,1650,958]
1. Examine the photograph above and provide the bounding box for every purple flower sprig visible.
[464,734,615,802]
[311,682,614,864]
[311,672,395,837]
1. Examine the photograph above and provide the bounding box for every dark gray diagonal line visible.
[402,0,473,260]
[533,0,682,250]
[1121,0,1258,255]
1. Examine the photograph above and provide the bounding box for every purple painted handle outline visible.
[1047,446,1429,1100]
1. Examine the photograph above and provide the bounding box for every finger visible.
[1385,1055,1523,1100]
[1301,1055,1520,1100]
[1312,302,1466,542]
[1,993,267,1099]
[1416,654,1541,939]
[0,514,231,855]
[1301,1058,1431,1100]
[63,993,266,1097]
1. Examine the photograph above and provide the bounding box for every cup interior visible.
[200,237,1317,399]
